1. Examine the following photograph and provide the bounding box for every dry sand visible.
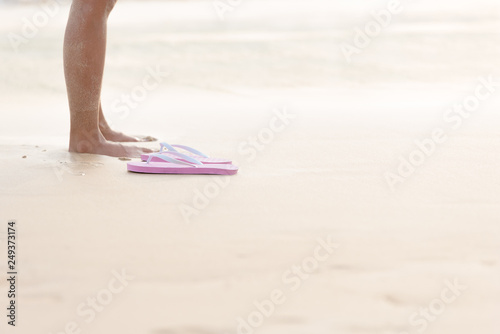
[0,0,499,333]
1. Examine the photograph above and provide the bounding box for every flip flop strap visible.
[146,153,202,167]
[160,142,210,158]
[162,150,204,165]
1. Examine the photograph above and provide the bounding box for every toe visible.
[139,136,157,142]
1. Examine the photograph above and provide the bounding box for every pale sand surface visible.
[1,1,500,334]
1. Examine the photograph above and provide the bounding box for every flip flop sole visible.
[127,162,238,175]
[140,153,231,164]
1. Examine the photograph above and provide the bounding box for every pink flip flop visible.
[141,142,232,164]
[128,153,238,175]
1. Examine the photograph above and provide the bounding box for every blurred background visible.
[1,0,499,140]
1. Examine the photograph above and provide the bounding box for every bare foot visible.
[100,125,157,143]
[69,130,153,158]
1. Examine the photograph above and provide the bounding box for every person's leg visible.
[64,0,152,157]
[98,103,155,142]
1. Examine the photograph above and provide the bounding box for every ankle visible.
[69,129,106,153]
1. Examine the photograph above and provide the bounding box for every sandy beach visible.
[1,0,499,333]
